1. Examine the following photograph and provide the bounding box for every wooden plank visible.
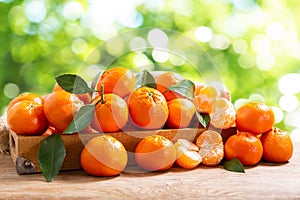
[0,142,299,199]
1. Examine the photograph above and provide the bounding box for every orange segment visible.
[175,139,202,169]
[196,130,224,166]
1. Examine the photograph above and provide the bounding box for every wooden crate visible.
[9,127,236,174]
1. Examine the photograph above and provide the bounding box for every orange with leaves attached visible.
[91,93,128,133]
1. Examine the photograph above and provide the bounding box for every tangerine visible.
[195,130,224,166]
[135,135,176,171]
[91,94,128,133]
[127,87,168,130]
[80,135,128,176]
[53,83,91,105]
[175,139,202,169]
[155,71,185,101]
[260,127,293,163]
[236,102,275,135]
[193,85,220,114]
[166,98,196,129]
[7,93,43,111]
[7,100,48,135]
[44,90,84,133]
[96,67,135,98]
[210,98,235,129]
[224,131,263,166]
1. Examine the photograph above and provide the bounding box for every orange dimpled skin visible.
[7,93,43,111]
[44,90,84,133]
[236,102,275,135]
[91,94,128,133]
[96,67,136,98]
[225,132,263,166]
[7,100,48,135]
[53,83,91,105]
[135,135,176,171]
[128,87,168,130]
[260,127,293,163]
[80,135,128,177]
[166,98,196,129]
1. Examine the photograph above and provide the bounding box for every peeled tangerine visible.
[210,98,236,129]
[175,139,202,169]
[196,130,224,166]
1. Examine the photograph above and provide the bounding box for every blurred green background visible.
[1,0,300,140]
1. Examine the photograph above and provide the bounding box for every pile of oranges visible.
[6,67,294,177]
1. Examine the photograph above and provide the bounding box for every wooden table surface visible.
[0,142,300,200]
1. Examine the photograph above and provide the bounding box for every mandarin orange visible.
[80,135,128,176]
[135,135,176,171]
[96,67,135,98]
[155,71,185,101]
[166,98,196,129]
[7,100,48,135]
[127,87,168,130]
[260,127,293,163]
[236,102,275,135]
[91,94,128,133]
[175,139,202,169]
[225,131,263,166]
[44,90,84,133]
[196,130,224,166]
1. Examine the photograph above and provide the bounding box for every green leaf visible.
[196,111,210,128]
[55,74,96,94]
[135,70,156,89]
[38,134,66,182]
[90,71,103,91]
[63,104,95,134]
[168,79,195,100]
[223,158,245,173]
